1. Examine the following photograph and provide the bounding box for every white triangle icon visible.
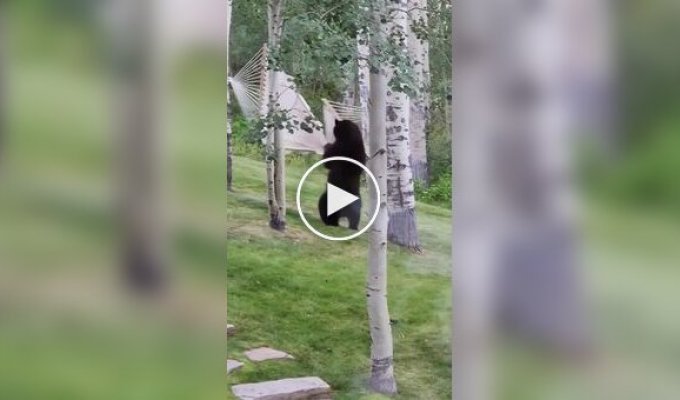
[326,183,360,216]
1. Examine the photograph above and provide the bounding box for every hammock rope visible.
[230,45,268,119]
[229,44,367,154]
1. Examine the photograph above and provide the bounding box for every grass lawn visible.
[226,154,452,399]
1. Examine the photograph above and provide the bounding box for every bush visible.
[416,170,452,206]
[426,102,452,183]
[230,114,264,158]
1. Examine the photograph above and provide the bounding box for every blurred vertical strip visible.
[0,0,5,169]
[453,0,607,399]
[111,0,168,293]
[452,1,495,397]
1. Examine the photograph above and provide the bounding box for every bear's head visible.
[333,119,362,141]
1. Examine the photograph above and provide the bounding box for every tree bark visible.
[113,0,167,293]
[0,0,5,170]
[386,0,420,250]
[266,0,286,230]
[226,97,234,192]
[342,71,357,107]
[366,1,397,395]
[226,0,234,192]
[407,0,430,184]
[357,31,371,142]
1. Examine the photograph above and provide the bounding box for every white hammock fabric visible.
[272,72,327,153]
[230,45,370,154]
[229,46,268,119]
[322,99,367,153]
[229,45,327,154]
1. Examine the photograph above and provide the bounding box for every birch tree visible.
[357,30,371,140]
[113,0,167,292]
[0,0,5,169]
[226,0,234,192]
[265,0,287,230]
[342,72,357,107]
[386,0,420,250]
[407,0,430,183]
[366,1,397,394]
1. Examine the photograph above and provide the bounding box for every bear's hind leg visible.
[347,200,362,230]
[319,192,340,226]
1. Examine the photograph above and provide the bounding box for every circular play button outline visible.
[296,156,380,241]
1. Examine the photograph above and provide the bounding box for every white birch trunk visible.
[226,0,234,192]
[0,0,5,168]
[265,0,286,230]
[342,74,356,107]
[357,31,371,141]
[386,0,420,250]
[407,0,430,184]
[366,2,397,393]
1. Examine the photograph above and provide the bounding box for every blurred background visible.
[0,0,226,398]
[453,0,680,399]
[0,0,679,399]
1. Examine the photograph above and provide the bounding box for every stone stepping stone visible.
[231,377,332,400]
[244,347,294,362]
[227,324,237,336]
[227,359,244,374]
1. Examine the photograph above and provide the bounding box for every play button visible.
[296,156,380,241]
[326,183,360,217]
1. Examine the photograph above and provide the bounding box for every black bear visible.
[318,120,367,230]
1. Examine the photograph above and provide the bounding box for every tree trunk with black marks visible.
[357,31,371,141]
[226,0,234,192]
[408,0,430,184]
[227,97,234,192]
[266,0,286,230]
[386,0,420,250]
[0,0,5,170]
[366,0,398,395]
[343,72,356,107]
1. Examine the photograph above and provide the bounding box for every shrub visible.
[416,170,452,207]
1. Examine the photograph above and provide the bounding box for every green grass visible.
[0,28,228,398]
[226,155,452,399]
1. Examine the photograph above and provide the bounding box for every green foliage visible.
[231,1,267,70]
[420,0,453,185]
[619,0,680,144]
[231,115,263,158]
[598,116,680,216]
[229,0,453,185]
[230,0,451,114]
[585,0,680,218]
[416,171,451,206]
[426,101,452,184]
[427,132,451,183]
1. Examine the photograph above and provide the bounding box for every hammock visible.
[229,46,268,119]
[230,45,367,155]
[321,99,367,153]
[229,45,326,154]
